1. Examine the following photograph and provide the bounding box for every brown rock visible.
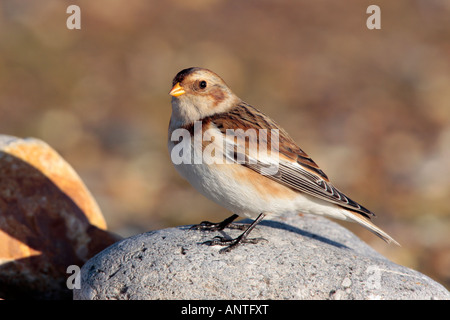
[0,135,119,299]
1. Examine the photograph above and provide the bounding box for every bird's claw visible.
[190,221,222,231]
[203,235,267,253]
[190,221,247,232]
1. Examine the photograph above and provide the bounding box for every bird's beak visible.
[169,82,186,97]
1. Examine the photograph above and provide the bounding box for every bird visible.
[168,67,399,253]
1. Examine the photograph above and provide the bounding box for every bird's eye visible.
[199,80,207,89]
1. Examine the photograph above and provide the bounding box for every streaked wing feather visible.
[210,102,375,219]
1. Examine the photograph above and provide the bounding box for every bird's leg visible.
[203,213,267,253]
[190,214,247,231]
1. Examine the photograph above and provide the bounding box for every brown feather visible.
[194,101,375,219]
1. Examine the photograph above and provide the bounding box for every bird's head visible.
[169,67,240,124]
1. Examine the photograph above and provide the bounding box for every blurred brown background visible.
[0,0,449,290]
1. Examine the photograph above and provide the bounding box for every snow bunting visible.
[168,67,399,253]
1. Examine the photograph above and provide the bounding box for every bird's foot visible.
[190,221,248,231]
[203,235,267,254]
[189,214,247,231]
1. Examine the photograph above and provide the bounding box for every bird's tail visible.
[342,209,400,246]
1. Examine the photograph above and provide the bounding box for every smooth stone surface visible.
[0,135,118,299]
[74,214,450,300]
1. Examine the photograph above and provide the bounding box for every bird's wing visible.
[208,102,375,219]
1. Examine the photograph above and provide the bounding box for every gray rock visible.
[74,214,449,300]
